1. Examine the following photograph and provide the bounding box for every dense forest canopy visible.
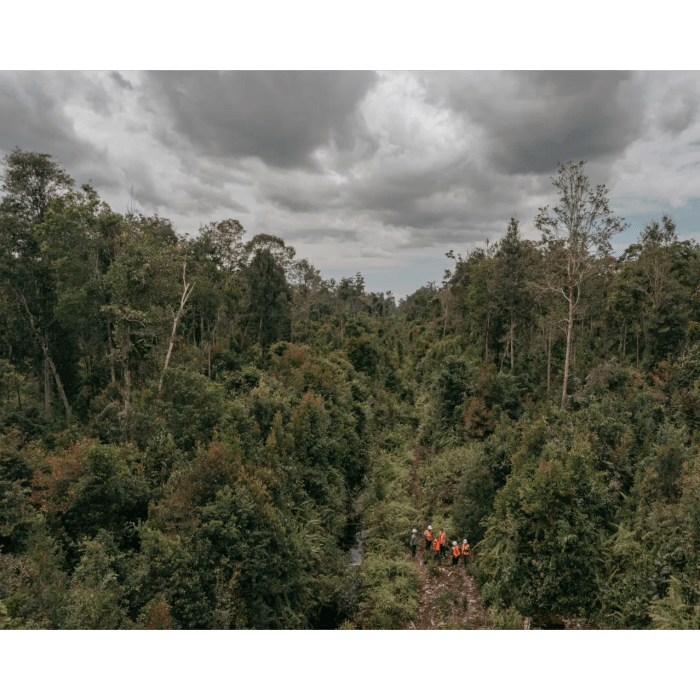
[2,148,700,629]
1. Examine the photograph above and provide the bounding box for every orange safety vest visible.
[462,543,470,556]
[439,531,447,544]
[424,529,433,541]
[452,545,460,557]
[432,537,440,551]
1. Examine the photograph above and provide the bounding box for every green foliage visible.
[355,553,419,629]
[487,604,524,630]
[63,533,127,629]
[648,577,700,629]
[478,435,613,617]
[6,149,700,630]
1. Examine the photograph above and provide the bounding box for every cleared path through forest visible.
[404,446,490,630]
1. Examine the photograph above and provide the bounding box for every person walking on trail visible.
[451,541,461,566]
[424,525,433,551]
[432,533,441,563]
[462,539,470,568]
[410,529,418,557]
[438,528,447,559]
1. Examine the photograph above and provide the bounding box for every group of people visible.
[409,526,470,567]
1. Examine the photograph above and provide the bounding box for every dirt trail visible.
[406,445,490,629]
[404,551,490,629]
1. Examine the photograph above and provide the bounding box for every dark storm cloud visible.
[420,71,645,174]
[262,176,341,213]
[255,71,650,250]
[109,71,133,91]
[143,71,379,170]
[0,72,112,182]
[292,227,360,242]
[346,159,523,238]
[3,70,700,298]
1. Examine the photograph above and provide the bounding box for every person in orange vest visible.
[432,532,441,563]
[424,525,433,551]
[462,539,470,568]
[451,541,461,566]
[438,528,447,559]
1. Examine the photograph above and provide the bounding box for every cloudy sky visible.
[2,70,700,298]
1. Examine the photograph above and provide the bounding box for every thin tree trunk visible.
[510,312,515,372]
[158,262,195,399]
[17,291,70,418]
[46,352,71,418]
[561,289,575,410]
[207,343,211,378]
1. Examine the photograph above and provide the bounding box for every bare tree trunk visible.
[46,352,71,418]
[207,343,211,378]
[158,262,195,399]
[44,356,51,419]
[17,291,70,418]
[561,289,575,410]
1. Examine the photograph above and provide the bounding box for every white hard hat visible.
[452,541,457,546]
[428,526,432,530]
[463,539,467,543]
[412,529,417,533]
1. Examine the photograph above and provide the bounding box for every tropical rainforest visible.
[2,148,700,630]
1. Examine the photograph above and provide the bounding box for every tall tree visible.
[245,248,290,360]
[0,149,76,418]
[449,244,499,363]
[494,218,536,372]
[618,215,697,365]
[534,161,627,409]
